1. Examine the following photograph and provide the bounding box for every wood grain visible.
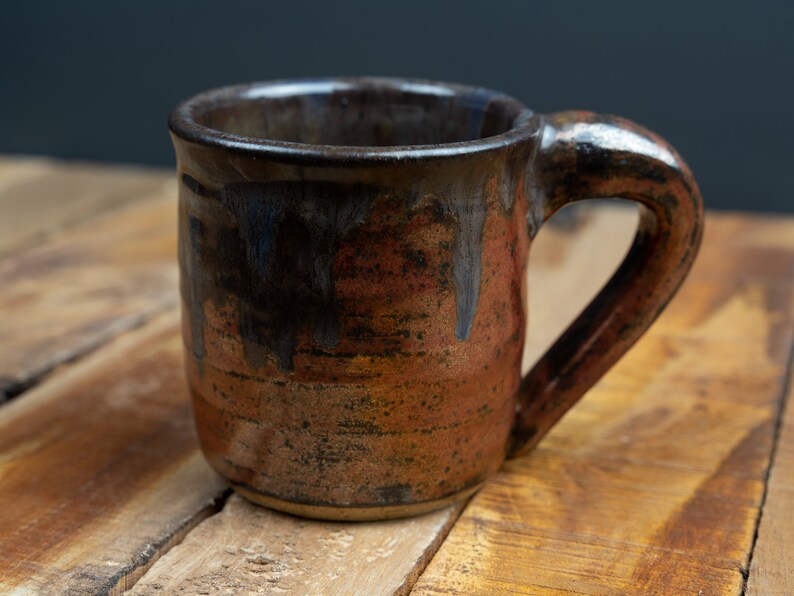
[128,495,462,595]
[523,202,637,370]
[0,157,170,257]
[0,312,228,595]
[1,151,791,596]
[748,356,794,594]
[412,212,794,595]
[0,178,178,399]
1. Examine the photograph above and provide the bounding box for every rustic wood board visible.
[0,312,228,595]
[128,495,462,596]
[412,213,794,595]
[748,362,794,595]
[0,178,178,399]
[1,150,791,596]
[0,157,170,257]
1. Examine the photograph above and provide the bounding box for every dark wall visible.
[3,1,792,212]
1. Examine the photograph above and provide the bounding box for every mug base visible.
[231,482,483,521]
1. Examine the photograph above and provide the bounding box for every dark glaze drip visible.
[181,175,376,372]
[430,185,487,341]
[182,165,519,371]
[182,212,207,370]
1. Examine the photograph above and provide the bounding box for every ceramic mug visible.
[169,78,703,520]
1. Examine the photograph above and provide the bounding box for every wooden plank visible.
[522,202,637,370]
[0,312,228,595]
[128,495,462,596]
[748,362,794,594]
[0,177,178,399]
[0,157,171,257]
[693,210,794,283]
[412,214,794,594]
[5,194,786,594]
[0,155,56,192]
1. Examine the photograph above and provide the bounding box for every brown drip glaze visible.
[170,78,702,519]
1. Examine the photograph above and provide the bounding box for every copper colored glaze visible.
[169,78,703,520]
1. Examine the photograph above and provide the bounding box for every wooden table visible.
[0,156,791,595]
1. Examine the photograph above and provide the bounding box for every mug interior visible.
[185,79,528,148]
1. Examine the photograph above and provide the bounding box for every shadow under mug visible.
[169,78,703,521]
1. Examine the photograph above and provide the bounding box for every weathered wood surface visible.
[1,155,793,595]
[522,203,637,369]
[128,495,462,596]
[0,156,170,257]
[412,211,794,595]
[0,312,228,595]
[748,361,794,595]
[0,174,178,399]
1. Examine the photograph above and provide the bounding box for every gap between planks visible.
[0,312,229,594]
[746,337,794,595]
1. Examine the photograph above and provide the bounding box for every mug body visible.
[170,78,539,519]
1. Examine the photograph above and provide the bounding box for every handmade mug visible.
[169,78,702,520]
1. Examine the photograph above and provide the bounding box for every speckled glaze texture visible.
[169,78,703,520]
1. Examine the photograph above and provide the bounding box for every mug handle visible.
[509,111,704,457]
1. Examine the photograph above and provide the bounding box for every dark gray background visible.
[3,1,792,212]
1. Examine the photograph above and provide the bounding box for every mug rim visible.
[168,77,536,164]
